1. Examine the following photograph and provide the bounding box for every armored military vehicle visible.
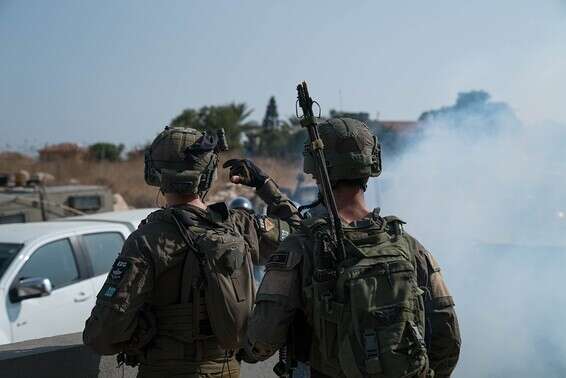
[0,173,114,224]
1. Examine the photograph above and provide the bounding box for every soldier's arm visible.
[224,158,302,263]
[256,179,302,230]
[415,244,461,377]
[244,236,304,360]
[232,179,301,264]
[83,232,154,355]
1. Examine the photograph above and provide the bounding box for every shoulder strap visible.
[301,216,328,237]
[170,211,207,356]
[170,212,201,303]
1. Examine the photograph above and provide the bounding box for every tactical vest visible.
[304,210,429,378]
[148,205,255,362]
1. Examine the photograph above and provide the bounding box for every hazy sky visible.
[1,0,565,150]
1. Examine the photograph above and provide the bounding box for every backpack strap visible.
[170,211,200,301]
[300,216,329,238]
[170,210,206,360]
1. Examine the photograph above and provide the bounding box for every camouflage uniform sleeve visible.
[244,235,305,361]
[256,179,302,230]
[233,180,301,264]
[83,231,154,355]
[415,243,461,377]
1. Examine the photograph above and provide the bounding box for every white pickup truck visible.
[0,209,156,345]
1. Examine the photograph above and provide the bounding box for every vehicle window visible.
[68,195,102,212]
[19,239,79,289]
[82,232,124,276]
[0,213,26,224]
[0,243,23,279]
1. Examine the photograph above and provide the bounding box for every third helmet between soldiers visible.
[229,196,253,211]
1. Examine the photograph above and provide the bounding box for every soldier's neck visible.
[332,187,370,224]
[164,193,207,210]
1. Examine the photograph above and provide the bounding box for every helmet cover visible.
[303,117,382,182]
[144,126,219,194]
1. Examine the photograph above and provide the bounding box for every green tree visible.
[171,103,252,149]
[253,125,307,159]
[262,96,279,129]
[88,143,124,161]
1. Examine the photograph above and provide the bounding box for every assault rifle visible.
[274,82,347,378]
[296,81,347,261]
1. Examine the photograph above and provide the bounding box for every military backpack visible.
[304,210,429,378]
[170,205,255,352]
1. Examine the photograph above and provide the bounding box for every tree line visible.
[47,90,511,162]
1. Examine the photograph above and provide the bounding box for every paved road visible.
[241,356,276,377]
[241,357,311,378]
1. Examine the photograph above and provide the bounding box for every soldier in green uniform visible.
[243,118,461,377]
[83,126,300,377]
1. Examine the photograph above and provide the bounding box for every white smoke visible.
[365,98,566,377]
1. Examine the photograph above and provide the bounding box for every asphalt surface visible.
[242,357,312,378]
[241,356,277,377]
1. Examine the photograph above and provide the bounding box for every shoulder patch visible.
[268,253,288,266]
[264,218,275,232]
[265,234,308,270]
[279,227,289,241]
[109,259,130,283]
[257,215,275,232]
[102,286,118,298]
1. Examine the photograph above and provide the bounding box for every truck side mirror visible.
[10,277,53,303]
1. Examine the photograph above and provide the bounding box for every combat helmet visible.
[228,196,253,211]
[144,126,228,194]
[303,117,381,186]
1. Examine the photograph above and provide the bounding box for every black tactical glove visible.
[223,159,269,189]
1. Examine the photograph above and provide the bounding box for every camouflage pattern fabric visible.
[83,181,300,377]
[245,207,461,378]
[303,118,382,183]
[144,126,219,194]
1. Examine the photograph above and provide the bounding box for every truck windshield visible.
[0,243,23,279]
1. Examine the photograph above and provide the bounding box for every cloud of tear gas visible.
[366,92,566,377]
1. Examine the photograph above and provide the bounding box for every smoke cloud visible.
[365,93,566,377]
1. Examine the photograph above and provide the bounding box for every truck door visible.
[6,238,94,343]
